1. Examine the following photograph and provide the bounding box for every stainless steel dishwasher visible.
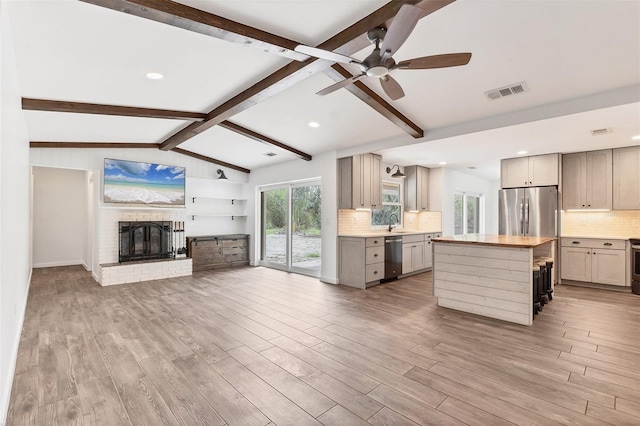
[384,235,403,280]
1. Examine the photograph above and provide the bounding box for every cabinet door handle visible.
[374,270,378,275]
[374,240,379,244]
[572,241,580,245]
[374,253,378,257]
[603,242,612,246]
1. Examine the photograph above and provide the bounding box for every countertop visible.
[433,234,556,248]
[338,230,441,238]
[561,235,635,241]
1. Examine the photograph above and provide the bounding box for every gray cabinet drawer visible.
[562,238,626,250]
[366,246,384,264]
[365,262,384,282]
[366,237,384,247]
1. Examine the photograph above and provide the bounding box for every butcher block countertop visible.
[432,234,556,248]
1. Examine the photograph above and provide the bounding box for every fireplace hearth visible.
[119,221,173,263]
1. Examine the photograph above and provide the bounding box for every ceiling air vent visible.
[485,82,529,101]
[590,128,612,136]
[264,152,277,157]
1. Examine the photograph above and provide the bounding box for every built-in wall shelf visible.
[192,197,247,204]
[191,214,247,221]
[100,205,186,211]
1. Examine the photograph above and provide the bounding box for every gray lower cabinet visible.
[402,234,425,274]
[560,238,627,286]
[187,234,249,271]
[338,236,384,288]
[424,233,441,269]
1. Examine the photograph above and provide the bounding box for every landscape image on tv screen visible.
[103,158,185,205]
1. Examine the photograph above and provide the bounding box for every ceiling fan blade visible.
[317,74,365,96]
[295,44,361,65]
[397,53,472,70]
[380,4,422,58]
[380,75,405,100]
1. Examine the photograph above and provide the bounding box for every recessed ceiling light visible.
[632,135,640,141]
[308,121,320,128]
[439,161,447,165]
[146,72,163,80]
[517,150,528,155]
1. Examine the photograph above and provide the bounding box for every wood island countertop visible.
[432,234,555,248]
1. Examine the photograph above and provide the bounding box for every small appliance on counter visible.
[631,238,640,295]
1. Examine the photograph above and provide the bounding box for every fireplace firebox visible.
[119,221,173,263]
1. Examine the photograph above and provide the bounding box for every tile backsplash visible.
[562,210,640,238]
[338,209,442,234]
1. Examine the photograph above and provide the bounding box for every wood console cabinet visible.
[187,234,249,271]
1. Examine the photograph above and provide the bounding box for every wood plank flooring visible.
[7,265,640,425]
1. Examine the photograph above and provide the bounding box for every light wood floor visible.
[7,265,640,425]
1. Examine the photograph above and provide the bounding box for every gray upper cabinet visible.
[613,146,640,210]
[562,150,612,210]
[404,165,429,211]
[338,153,382,209]
[501,153,559,188]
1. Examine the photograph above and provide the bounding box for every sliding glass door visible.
[262,188,287,266]
[261,180,321,277]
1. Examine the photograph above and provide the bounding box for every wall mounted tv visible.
[103,158,186,206]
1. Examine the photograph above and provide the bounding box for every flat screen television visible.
[103,158,186,206]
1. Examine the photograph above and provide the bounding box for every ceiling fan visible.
[294,4,472,100]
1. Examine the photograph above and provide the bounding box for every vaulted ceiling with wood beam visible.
[7,0,640,177]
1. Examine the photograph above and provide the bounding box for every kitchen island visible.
[432,234,556,326]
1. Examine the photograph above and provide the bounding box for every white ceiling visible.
[7,0,640,177]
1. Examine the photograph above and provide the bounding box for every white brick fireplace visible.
[95,208,192,286]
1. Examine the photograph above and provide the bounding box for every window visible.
[372,182,402,227]
[454,191,482,235]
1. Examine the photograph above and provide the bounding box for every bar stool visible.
[535,259,549,306]
[532,265,541,316]
[542,256,554,301]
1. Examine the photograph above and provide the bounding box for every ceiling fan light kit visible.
[295,4,472,101]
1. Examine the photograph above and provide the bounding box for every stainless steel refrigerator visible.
[498,186,558,237]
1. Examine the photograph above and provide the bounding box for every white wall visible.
[30,148,248,271]
[429,168,497,235]
[32,167,87,268]
[247,151,338,284]
[1,2,33,422]
[486,179,501,234]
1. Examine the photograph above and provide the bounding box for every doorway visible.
[260,180,321,277]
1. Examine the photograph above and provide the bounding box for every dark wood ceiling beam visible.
[22,98,207,121]
[79,0,307,61]
[323,65,424,138]
[158,0,453,150]
[29,142,249,173]
[219,121,312,161]
[171,148,250,174]
[30,142,160,149]
[24,97,311,163]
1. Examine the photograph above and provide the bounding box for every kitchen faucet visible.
[388,213,399,232]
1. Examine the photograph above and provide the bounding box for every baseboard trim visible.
[0,268,32,425]
[32,260,84,268]
[320,276,338,285]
